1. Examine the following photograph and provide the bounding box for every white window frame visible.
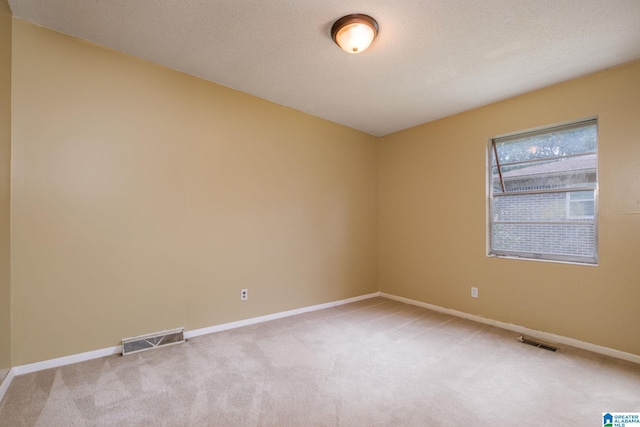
[487,119,599,265]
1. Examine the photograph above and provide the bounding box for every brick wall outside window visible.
[492,192,594,257]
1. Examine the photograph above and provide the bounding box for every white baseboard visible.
[0,368,15,402]
[185,292,381,339]
[12,345,122,376]
[3,291,381,392]
[380,292,640,365]
[11,290,633,399]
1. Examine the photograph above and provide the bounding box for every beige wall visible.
[379,61,640,356]
[6,17,640,367]
[11,19,378,365]
[0,0,11,379]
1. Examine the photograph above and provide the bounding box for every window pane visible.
[494,123,597,165]
[489,119,598,264]
[491,154,596,192]
[569,190,594,201]
[569,201,594,217]
[492,222,595,258]
[493,192,594,223]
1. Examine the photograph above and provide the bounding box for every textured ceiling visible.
[7,0,640,136]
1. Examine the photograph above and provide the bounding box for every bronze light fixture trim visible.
[331,14,379,54]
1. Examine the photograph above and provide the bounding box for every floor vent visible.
[122,327,185,356]
[517,335,558,352]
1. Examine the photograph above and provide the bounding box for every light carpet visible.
[1,297,639,426]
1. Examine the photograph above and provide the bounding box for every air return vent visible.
[122,327,185,356]
[517,335,558,352]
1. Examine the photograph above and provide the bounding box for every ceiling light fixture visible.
[331,14,378,54]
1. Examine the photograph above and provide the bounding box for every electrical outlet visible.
[240,289,248,301]
[471,287,478,298]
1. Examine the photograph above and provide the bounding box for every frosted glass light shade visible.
[331,14,378,54]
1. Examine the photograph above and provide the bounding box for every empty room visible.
[1,1,639,426]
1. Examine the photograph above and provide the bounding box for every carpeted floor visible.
[1,297,639,426]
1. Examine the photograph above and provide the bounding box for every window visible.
[488,119,598,264]
[566,191,595,219]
